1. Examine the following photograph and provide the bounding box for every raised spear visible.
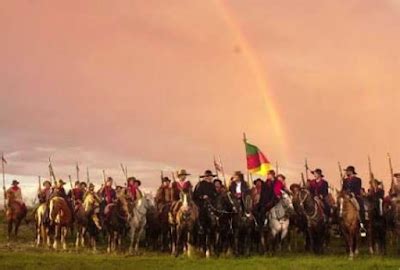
[388,153,395,194]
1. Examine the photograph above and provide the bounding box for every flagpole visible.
[86,167,90,184]
[2,153,6,211]
[243,133,251,186]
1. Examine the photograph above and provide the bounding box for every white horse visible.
[268,191,294,251]
[128,194,152,254]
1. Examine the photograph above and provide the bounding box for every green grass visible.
[1,210,400,270]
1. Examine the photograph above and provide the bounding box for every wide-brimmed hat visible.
[12,180,19,185]
[213,179,223,185]
[200,169,217,178]
[344,166,357,175]
[311,168,324,178]
[74,180,80,186]
[394,173,400,178]
[88,183,95,189]
[57,179,66,186]
[106,177,113,183]
[253,178,263,185]
[133,179,141,186]
[267,169,276,176]
[177,169,191,177]
[162,177,171,183]
[127,176,137,182]
[370,179,382,185]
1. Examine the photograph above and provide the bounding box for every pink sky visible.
[1,0,400,200]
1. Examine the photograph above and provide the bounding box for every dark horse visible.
[363,192,386,255]
[292,188,327,254]
[230,193,254,256]
[103,192,129,253]
[213,193,234,256]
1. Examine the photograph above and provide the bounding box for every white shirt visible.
[236,181,242,194]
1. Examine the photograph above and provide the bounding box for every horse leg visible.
[62,227,67,250]
[14,218,22,238]
[129,229,135,254]
[75,228,80,248]
[107,233,111,253]
[7,220,13,243]
[81,227,86,248]
[53,225,59,250]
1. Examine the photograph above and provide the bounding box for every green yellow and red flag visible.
[245,141,271,176]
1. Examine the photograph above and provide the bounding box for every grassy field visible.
[1,211,400,270]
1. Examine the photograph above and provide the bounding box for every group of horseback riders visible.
[4,164,400,256]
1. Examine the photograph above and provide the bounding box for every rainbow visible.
[213,0,288,151]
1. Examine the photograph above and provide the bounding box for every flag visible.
[214,156,223,173]
[1,154,6,165]
[245,142,271,176]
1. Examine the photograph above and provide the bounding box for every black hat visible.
[213,179,223,185]
[344,166,357,175]
[134,179,141,186]
[267,169,276,176]
[311,168,324,177]
[127,176,137,182]
[253,178,263,185]
[162,177,171,183]
[12,180,19,185]
[394,173,400,178]
[200,170,217,178]
[42,180,51,186]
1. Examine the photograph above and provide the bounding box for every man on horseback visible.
[193,170,218,234]
[260,169,277,212]
[5,180,27,213]
[342,166,366,235]
[68,181,84,204]
[170,169,193,223]
[155,176,173,212]
[308,168,330,220]
[213,179,226,195]
[99,177,117,206]
[229,171,249,200]
[83,183,102,230]
[127,177,142,202]
[251,178,265,227]
[389,173,400,197]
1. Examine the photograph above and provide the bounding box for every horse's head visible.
[280,191,294,213]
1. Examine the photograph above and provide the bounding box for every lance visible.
[68,175,75,202]
[38,175,42,191]
[2,153,7,210]
[161,170,164,184]
[338,162,344,187]
[305,158,310,181]
[48,157,57,185]
[86,167,90,184]
[102,169,107,185]
[171,171,176,182]
[301,172,306,187]
[219,155,227,187]
[368,155,376,191]
[76,163,80,182]
[388,153,395,193]
[120,163,128,181]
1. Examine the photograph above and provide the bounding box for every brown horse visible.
[292,188,327,254]
[337,191,360,259]
[48,196,73,250]
[170,192,198,257]
[75,192,102,251]
[5,190,27,242]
